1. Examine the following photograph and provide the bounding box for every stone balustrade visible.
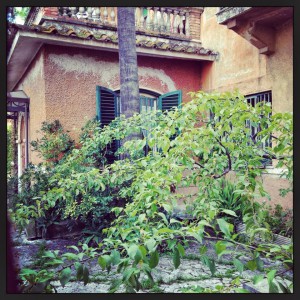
[57,7,192,39]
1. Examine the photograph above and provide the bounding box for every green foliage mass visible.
[12,90,293,293]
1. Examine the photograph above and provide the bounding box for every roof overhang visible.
[7,26,217,92]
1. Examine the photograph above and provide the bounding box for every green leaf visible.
[62,252,78,260]
[199,245,207,255]
[216,218,232,238]
[233,258,244,275]
[83,265,89,285]
[158,212,169,225]
[269,281,279,293]
[59,268,71,287]
[173,248,180,269]
[123,267,135,282]
[138,213,146,224]
[177,243,185,257]
[139,245,147,260]
[67,245,79,252]
[110,250,121,265]
[128,245,139,260]
[267,270,276,285]
[252,274,264,285]
[277,281,291,293]
[98,255,111,270]
[109,278,122,293]
[145,238,156,253]
[246,259,257,271]
[149,250,159,269]
[221,209,238,217]
[201,255,216,276]
[255,256,264,271]
[134,249,143,265]
[74,262,84,280]
[167,239,176,250]
[189,232,203,243]
[215,241,226,258]
[234,288,250,293]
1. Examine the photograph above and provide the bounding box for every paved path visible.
[12,232,293,293]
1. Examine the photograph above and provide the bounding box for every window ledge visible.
[262,166,288,176]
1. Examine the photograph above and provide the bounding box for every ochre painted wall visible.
[42,44,203,141]
[200,8,293,113]
[199,8,293,210]
[16,49,46,165]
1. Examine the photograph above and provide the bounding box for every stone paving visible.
[12,232,293,293]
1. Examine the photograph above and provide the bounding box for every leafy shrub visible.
[261,204,293,237]
[214,179,251,223]
[30,120,74,164]
[13,90,293,293]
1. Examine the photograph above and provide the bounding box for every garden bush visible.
[12,90,293,293]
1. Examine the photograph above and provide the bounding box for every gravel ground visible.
[11,230,293,293]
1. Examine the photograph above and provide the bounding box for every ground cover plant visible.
[10,90,293,293]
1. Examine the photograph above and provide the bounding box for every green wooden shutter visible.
[158,90,182,112]
[96,86,119,163]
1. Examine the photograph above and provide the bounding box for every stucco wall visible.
[200,8,293,113]
[199,8,293,210]
[15,48,46,165]
[225,170,292,210]
[43,44,203,141]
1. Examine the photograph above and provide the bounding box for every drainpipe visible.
[24,102,29,168]
[16,138,22,192]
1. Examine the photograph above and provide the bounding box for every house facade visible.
[7,7,293,209]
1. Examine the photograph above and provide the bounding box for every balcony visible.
[216,7,293,55]
[53,7,193,40]
[21,7,219,59]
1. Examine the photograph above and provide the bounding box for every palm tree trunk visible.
[117,7,140,118]
[117,7,140,158]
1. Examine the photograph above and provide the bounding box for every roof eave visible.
[7,28,217,91]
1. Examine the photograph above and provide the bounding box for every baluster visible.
[153,7,159,31]
[140,7,145,29]
[93,7,100,22]
[62,7,68,17]
[172,9,179,34]
[110,7,116,25]
[159,8,166,32]
[185,10,190,37]
[78,7,85,18]
[146,7,153,31]
[179,11,184,35]
[70,7,77,18]
[87,7,93,20]
[103,7,108,24]
[166,9,172,34]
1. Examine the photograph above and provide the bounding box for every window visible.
[245,90,272,166]
[96,86,182,162]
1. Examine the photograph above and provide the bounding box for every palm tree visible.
[117,7,141,157]
[117,7,140,118]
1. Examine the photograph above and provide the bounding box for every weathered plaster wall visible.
[200,7,293,114]
[226,171,292,210]
[200,8,293,209]
[15,48,46,165]
[43,45,202,140]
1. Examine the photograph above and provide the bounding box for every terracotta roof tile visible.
[9,22,219,58]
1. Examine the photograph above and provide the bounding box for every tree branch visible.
[212,138,232,179]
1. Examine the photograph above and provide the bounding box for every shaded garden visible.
[7,90,293,293]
